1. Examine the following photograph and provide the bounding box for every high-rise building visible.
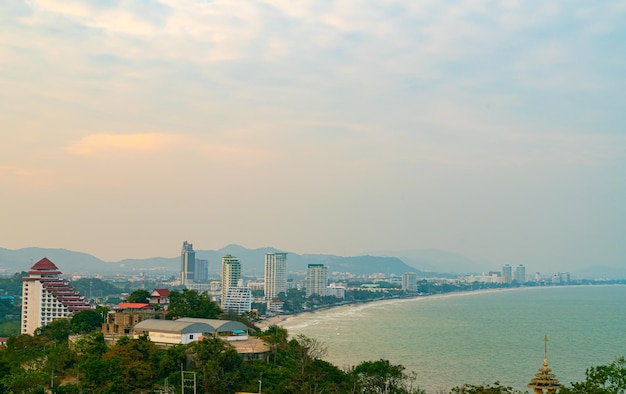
[515,264,526,284]
[306,264,328,297]
[502,264,513,284]
[21,258,92,335]
[181,241,196,285]
[222,287,252,314]
[221,254,241,307]
[264,252,287,300]
[195,259,209,283]
[402,272,418,292]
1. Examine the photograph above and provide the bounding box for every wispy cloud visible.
[1,0,625,266]
[66,133,180,156]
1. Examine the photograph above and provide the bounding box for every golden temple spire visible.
[543,334,548,367]
[528,335,561,394]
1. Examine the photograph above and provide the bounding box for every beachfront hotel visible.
[306,264,328,297]
[221,254,241,308]
[402,272,418,292]
[502,264,513,284]
[21,257,92,335]
[264,252,287,300]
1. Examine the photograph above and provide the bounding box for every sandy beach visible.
[254,286,537,331]
[255,314,293,331]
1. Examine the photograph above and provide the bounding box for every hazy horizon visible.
[1,1,625,272]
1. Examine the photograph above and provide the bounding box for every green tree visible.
[560,357,626,394]
[167,289,222,319]
[3,334,43,364]
[190,337,244,394]
[351,359,407,394]
[260,324,289,363]
[71,309,104,333]
[127,289,150,304]
[35,318,71,343]
[156,344,186,380]
[102,334,159,392]
[74,331,108,359]
[0,367,47,394]
[44,343,78,389]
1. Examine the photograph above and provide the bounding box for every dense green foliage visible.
[126,289,150,303]
[167,288,222,319]
[70,277,124,298]
[0,273,26,296]
[0,309,624,394]
[559,357,626,394]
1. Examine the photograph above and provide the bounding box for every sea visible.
[281,285,626,393]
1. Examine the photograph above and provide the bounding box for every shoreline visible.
[255,287,510,331]
[255,283,620,331]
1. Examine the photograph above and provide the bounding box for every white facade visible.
[21,258,91,335]
[221,254,241,307]
[326,283,346,299]
[502,264,513,284]
[264,252,287,300]
[514,264,526,284]
[465,273,501,283]
[306,264,328,297]
[223,287,252,314]
[402,272,418,292]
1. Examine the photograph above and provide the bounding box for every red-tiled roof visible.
[151,288,170,297]
[30,257,59,271]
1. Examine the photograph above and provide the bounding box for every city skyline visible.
[1,1,625,273]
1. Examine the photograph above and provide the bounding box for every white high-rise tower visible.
[21,258,92,335]
[264,252,287,300]
[306,264,328,297]
[221,254,241,307]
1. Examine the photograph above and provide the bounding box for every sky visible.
[1,0,625,272]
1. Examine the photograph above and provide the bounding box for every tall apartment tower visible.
[306,264,328,297]
[515,264,526,284]
[264,252,287,300]
[402,272,418,292]
[21,258,92,335]
[181,241,196,285]
[195,259,209,283]
[502,264,513,284]
[221,254,241,307]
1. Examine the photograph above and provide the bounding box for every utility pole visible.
[181,363,197,394]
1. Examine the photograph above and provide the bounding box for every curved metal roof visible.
[134,319,214,334]
[176,318,249,333]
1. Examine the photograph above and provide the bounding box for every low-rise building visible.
[102,302,164,340]
[149,288,170,310]
[132,317,270,360]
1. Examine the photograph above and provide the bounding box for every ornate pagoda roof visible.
[27,257,62,275]
[528,335,561,393]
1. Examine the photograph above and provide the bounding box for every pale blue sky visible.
[1,0,625,272]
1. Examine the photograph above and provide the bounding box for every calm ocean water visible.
[281,285,626,393]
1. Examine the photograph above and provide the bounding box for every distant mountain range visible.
[1,245,624,279]
[1,245,454,278]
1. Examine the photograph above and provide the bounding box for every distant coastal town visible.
[0,242,624,393]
